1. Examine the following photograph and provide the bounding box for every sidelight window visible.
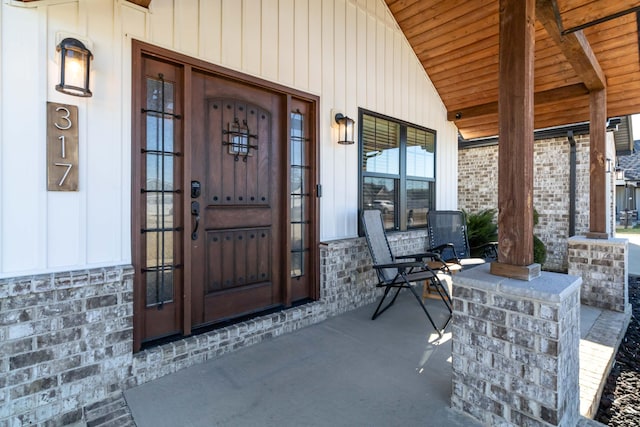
[290,111,309,278]
[141,75,181,307]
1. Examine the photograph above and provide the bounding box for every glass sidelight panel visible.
[142,76,181,307]
[290,111,308,278]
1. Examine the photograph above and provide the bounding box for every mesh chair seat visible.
[362,210,452,338]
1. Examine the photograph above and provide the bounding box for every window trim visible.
[358,108,437,234]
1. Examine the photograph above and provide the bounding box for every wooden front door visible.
[132,41,319,351]
[189,71,284,327]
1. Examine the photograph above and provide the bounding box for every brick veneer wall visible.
[0,266,135,426]
[458,135,592,272]
[1,230,429,425]
[568,236,629,312]
[451,265,581,426]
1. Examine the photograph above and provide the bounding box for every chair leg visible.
[371,285,402,320]
[405,283,446,338]
[419,275,453,336]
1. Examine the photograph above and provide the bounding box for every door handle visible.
[191,201,200,240]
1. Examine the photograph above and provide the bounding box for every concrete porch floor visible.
[123,289,630,427]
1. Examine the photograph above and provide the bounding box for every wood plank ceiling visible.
[385,0,640,139]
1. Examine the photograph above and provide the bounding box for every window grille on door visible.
[290,110,309,278]
[141,74,182,307]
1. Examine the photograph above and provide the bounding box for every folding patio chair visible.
[427,210,497,269]
[361,209,452,337]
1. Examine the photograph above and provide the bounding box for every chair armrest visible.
[428,243,460,264]
[396,251,444,262]
[471,242,498,260]
[373,261,424,269]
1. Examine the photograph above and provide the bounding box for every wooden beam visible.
[127,0,151,7]
[490,0,537,278]
[586,89,608,238]
[447,83,588,121]
[536,0,606,90]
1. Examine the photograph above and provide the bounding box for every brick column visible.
[451,264,581,426]
[568,236,629,313]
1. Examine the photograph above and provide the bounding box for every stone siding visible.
[451,265,581,426]
[1,230,429,426]
[458,135,593,272]
[568,237,629,312]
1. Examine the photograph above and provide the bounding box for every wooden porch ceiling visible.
[385,0,640,139]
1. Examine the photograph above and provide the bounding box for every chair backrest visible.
[427,210,471,260]
[361,210,397,282]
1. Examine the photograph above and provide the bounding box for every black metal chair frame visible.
[362,210,453,338]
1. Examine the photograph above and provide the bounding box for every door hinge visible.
[316,184,322,197]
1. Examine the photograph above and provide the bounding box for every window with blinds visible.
[359,110,436,231]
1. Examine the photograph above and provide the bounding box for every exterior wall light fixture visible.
[335,113,355,145]
[56,38,93,97]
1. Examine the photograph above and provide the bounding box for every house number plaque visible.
[47,102,79,191]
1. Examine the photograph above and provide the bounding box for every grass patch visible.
[616,226,640,234]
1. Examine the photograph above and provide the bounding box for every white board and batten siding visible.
[0,0,458,278]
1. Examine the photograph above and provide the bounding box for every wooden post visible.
[490,0,540,280]
[587,89,608,239]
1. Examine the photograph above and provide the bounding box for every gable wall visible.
[0,0,458,278]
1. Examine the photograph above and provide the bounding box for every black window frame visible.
[358,108,437,234]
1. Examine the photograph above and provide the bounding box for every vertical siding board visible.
[321,0,337,238]
[401,41,409,119]
[334,0,348,236]
[221,0,242,69]
[149,0,174,48]
[121,1,147,39]
[199,0,222,63]
[47,2,83,269]
[365,10,376,109]
[307,0,322,94]
[333,0,346,111]
[344,0,359,235]
[376,18,386,112]
[175,0,199,56]
[86,0,121,264]
[356,4,367,108]
[278,0,295,86]
[293,0,309,90]
[242,0,262,75]
[384,24,394,114]
[392,31,401,116]
[415,57,426,122]
[261,0,278,80]
[2,6,44,273]
[407,45,417,123]
[0,2,3,272]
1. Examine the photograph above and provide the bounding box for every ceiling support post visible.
[490,0,540,280]
[586,89,609,239]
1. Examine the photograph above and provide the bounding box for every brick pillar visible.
[568,236,629,313]
[451,264,581,426]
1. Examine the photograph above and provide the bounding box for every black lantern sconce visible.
[335,113,355,145]
[56,38,93,97]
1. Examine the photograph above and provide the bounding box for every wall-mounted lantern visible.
[56,38,93,97]
[335,113,355,145]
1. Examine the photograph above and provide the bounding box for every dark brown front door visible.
[132,41,319,351]
[189,71,284,327]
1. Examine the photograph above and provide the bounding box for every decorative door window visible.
[290,110,309,278]
[141,75,181,307]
